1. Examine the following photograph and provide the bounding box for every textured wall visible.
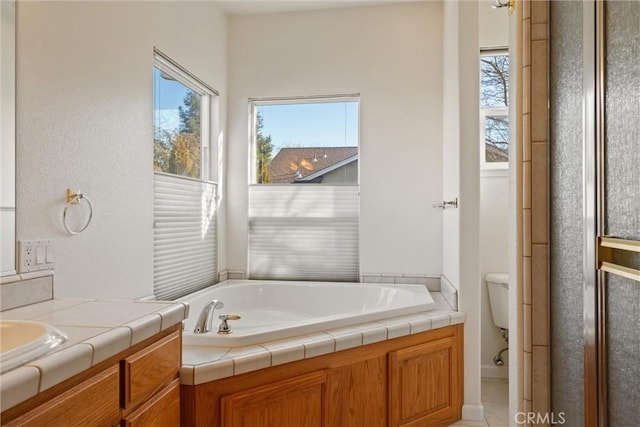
[16,2,228,299]
[1,1,16,274]
[549,1,584,424]
[604,2,640,425]
[227,3,444,277]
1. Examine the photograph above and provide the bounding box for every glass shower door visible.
[603,2,640,425]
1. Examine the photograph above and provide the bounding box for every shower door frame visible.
[582,1,606,425]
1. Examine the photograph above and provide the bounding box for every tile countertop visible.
[0,299,189,412]
[181,292,465,386]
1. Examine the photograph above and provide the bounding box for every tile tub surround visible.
[0,299,189,411]
[360,273,442,292]
[181,292,465,386]
[181,280,437,348]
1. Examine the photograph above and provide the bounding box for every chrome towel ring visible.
[63,189,93,235]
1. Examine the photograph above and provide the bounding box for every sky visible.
[154,68,190,132]
[258,101,359,154]
[154,68,191,110]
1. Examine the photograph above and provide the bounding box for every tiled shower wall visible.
[521,0,550,422]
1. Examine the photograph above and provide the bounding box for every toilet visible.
[486,273,509,330]
[485,272,509,365]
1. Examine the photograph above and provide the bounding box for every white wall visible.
[1,1,16,275]
[441,0,461,290]
[478,0,510,48]
[458,1,482,419]
[442,0,483,420]
[226,2,444,277]
[16,1,228,299]
[479,1,510,377]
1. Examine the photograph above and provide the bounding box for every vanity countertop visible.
[0,298,189,412]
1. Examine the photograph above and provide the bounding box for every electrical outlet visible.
[18,239,55,273]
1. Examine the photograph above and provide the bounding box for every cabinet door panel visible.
[328,355,386,427]
[122,330,181,409]
[123,379,180,427]
[221,371,328,427]
[7,365,120,427]
[389,336,462,427]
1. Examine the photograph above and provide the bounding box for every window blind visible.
[248,185,359,282]
[154,172,217,300]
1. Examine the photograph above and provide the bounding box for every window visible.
[247,96,360,282]
[480,50,509,170]
[154,56,211,180]
[153,49,218,300]
[251,97,359,184]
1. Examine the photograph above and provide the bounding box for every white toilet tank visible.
[486,273,509,330]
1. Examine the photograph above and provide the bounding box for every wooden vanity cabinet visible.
[182,323,463,427]
[121,330,181,411]
[221,371,329,426]
[120,330,182,424]
[388,334,462,427]
[2,326,181,427]
[122,379,181,427]
[4,365,121,427]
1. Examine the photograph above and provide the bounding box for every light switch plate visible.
[18,239,55,273]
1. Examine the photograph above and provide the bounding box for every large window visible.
[480,50,509,170]
[153,49,218,300]
[251,97,359,184]
[248,96,360,282]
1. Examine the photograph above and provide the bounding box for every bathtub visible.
[179,280,436,347]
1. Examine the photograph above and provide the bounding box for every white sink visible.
[0,320,67,374]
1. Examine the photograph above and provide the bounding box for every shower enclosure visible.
[550,2,640,425]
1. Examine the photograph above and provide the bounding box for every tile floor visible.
[448,377,510,427]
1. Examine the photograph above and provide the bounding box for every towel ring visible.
[63,190,93,235]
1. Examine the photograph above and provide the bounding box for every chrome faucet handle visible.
[217,314,241,335]
[193,299,224,334]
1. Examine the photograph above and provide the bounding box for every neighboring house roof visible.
[266,147,358,183]
[485,144,508,163]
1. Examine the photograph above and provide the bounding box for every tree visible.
[172,132,201,177]
[154,129,173,172]
[154,90,202,178]
[484,115,509,151]
[481,54,509,160]
[480,54,509,108]
[178,91,201,135]
[174,91,201,177]
[256,112,274,183]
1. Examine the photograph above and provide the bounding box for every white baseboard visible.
[462,403,485,421]
[481,364,509,379]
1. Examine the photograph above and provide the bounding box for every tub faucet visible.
[217,314,241,335]
[193,299,224,334]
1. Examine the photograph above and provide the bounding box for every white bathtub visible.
[179,280,436,347]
